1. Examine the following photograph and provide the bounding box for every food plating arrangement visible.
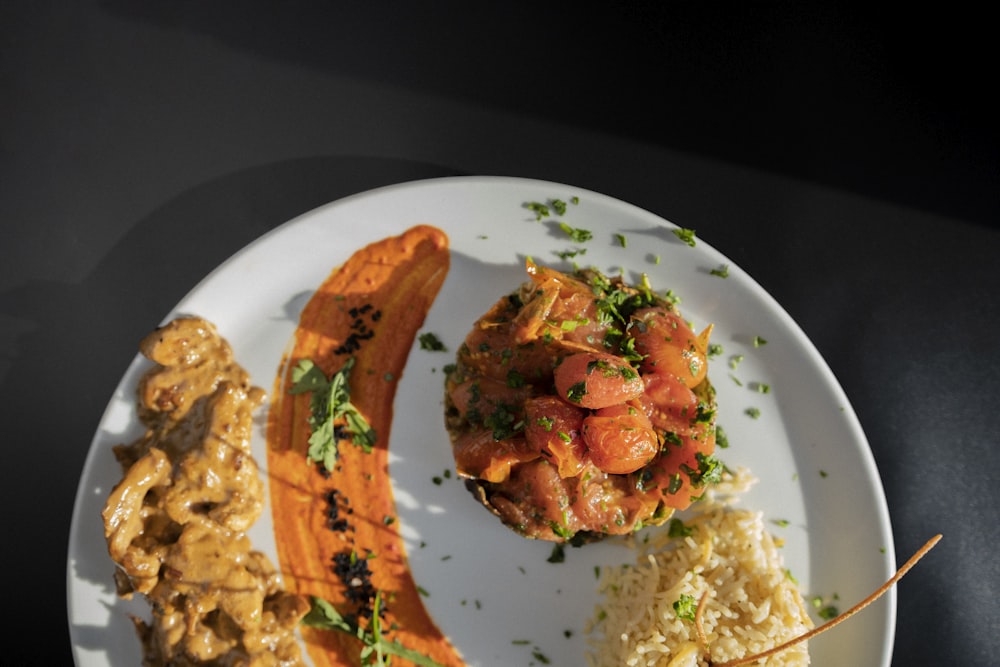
[79,179,937,667]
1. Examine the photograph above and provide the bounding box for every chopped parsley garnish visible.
[587,273,659,331]
[710,264,730,278]
[693,402,716,424]
[532,649,552,664]
[558,222,593,243]
[484,402,521,440]
[555,248,586,260]
[673,593,698,621]
[668,518,693,538]
[586,357,637,382]
[745,407,761,419]
[549,519,575,541]
[527,197,576,220]
[667,473,683,494]
[811,595,840,620]
[672,228,697,247]
[418,332,447,351]
[715,425,730,448]
[526,201,550,220]
[303,595,447,667]
[565,381,588,404]
[614,233,627,248]
[289,358,376,471]
[707,343,724,358]
[506,369,527,388]
[753,335,768,348]
[681,452,724,488]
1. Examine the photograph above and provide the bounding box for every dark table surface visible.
[3,3,997,666]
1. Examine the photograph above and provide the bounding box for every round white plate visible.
[68,175,896,666]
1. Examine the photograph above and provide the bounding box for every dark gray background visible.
[3,2,997,665]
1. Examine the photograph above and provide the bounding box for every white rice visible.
[586,469,813,667]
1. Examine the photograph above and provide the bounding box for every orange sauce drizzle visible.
[266,224,464,666]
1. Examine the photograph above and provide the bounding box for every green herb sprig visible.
[303,595,447,667]
[289,357,376,471]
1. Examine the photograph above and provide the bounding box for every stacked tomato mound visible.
[444,261,721,543]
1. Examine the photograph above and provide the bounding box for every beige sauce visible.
[102,316,309,666]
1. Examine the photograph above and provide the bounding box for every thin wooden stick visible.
[695,589,712,660]
[710,534,942,667]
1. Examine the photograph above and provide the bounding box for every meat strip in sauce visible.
[102,316,309,666]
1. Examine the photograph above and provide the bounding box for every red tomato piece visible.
[638,372,699,434]
[553,352,644,409]
[582,403,658,474]
[631,307,708,386]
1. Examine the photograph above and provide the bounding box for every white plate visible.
[67,176,896,666]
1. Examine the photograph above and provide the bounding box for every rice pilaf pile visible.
[586,469,813,667]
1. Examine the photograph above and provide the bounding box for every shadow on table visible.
[99,0,999,228]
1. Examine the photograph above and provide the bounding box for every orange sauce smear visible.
[266,224,464,667]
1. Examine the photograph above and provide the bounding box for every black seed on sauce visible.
[331,550,379,620]
[324,489,351,533]
[334,304,381,355]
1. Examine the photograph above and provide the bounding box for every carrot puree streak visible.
[266,225,463,667]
